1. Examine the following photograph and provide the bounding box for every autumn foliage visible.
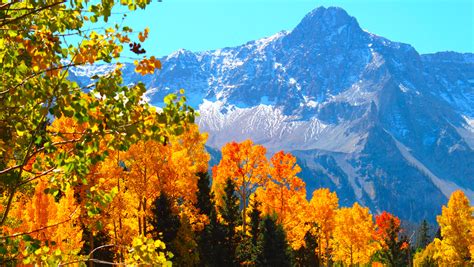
[414,190,473,266]
[1,1,473,266]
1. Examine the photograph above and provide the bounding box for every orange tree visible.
[373,211,409,266]
[212,140,269,233]
[0,1,193,264]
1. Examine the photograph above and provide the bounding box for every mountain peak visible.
[289,6,364,44]
[306,6,350,21]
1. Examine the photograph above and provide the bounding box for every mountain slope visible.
[70,7,474,222]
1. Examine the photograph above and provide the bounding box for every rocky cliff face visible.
[70,7,474,222]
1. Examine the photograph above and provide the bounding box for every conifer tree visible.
[218,178,241,266]
[194,172,228,267]
[196,172,214,216]
[416,220,431,250]
[200,208,228,267]
[249,197,262,246]
[236,197,262,265]
[256,215,292,267]
[294,226,319,267]
[149,192,181,247]
[236,236,259,265]
[173,215,200,267]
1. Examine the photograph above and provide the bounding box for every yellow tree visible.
[255,151,307,249]
[432,190,473,265]
[331,202,378,266]
[413,241,438,267]
[212,140,269,233]
[4,178,83,263]
[92,124,209,247]
[167,124,210,203]
[125,140,169,236]
[0,1,196,263]
[307,188,339,264]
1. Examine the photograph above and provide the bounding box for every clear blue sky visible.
[104,0,473,58]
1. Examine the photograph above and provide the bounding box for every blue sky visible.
[103,0,473,58]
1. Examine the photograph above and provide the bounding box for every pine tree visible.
[294,227,319,267]
[200,208,228,267]
[416,220,431,250]
[194,172,229,267]
[218,178,241,266]
[236,236,259,266]
[249,197,262,246]
[374,212,409,266]
[256,215,292,267]
[172,215,200,267]
[149,192,181,247]
[236,197,262,265]
[196,172,214,216]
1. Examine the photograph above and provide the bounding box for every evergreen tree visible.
[256,215,292,267]
[416,220,431,250]
[218,178,241,266]
[173,215,200,267]
[293,228,319,267]
[195,174,234,267]
[200,208,228,267]
[196,172,214,216]
[249,197,262,246]
[236,198,262,265]
[149,192,181,248]
[374,215,409,266]
[236,235,259,265]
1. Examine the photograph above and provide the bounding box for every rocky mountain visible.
[69,7,474,223]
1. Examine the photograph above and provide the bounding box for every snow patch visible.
[463,115,474,130]
[307,100,318,108]
[254,31,287,52]
[399,84,410,93]
[70,63,116,78]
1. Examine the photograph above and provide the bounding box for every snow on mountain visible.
[70,6,474,223]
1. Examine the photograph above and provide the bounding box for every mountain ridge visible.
[69,6,474,223]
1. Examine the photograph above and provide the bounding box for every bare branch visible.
[57,244,129,266]
[0,164,21,175]
[20,167,57,186]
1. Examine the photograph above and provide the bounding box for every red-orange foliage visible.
[375,211,401,243]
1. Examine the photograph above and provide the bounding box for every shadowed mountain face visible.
[70,7,474,223]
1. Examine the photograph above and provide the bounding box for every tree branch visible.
[0,1,67,28]
[19,167,57,186]
[0,206,79,240]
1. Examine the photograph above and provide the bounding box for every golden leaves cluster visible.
[414,190,473,266]
[134,56,162,75]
